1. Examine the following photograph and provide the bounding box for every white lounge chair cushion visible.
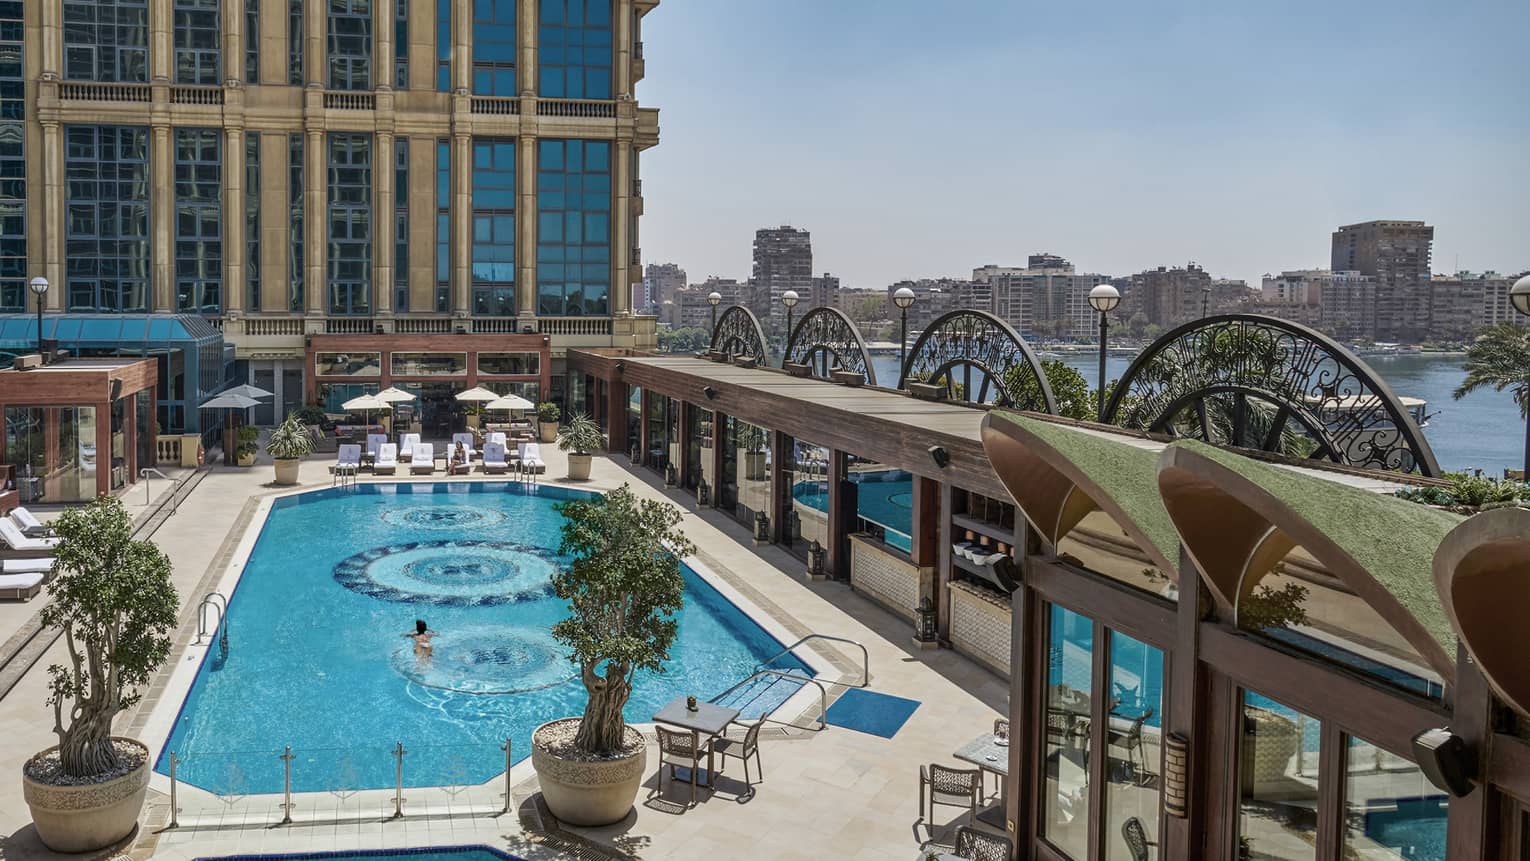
[375,443,399,467]
[0,519,60,550]
[0,571,43,591]
[399,434,421,456]
[483,442,508,465]
[366,434,387,456]
[3,557,54,575]
[336,444,362,465]
[10,506,47,533]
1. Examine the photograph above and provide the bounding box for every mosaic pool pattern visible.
[332,540,558,607]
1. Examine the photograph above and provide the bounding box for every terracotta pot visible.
[567,453,592,481]
[531,718,646,827]
[273,458,301,485]
[466,414,481,430]
[23,738,150,854]
[540,422,559,443]
[237,452,256,467]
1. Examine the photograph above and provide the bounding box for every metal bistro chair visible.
[656,726,709,806]
[1109,706,1155,785]
[1122,816,1157,861]
[921,826,1014,861]
[918,763,981,825]
[711,719,763,792]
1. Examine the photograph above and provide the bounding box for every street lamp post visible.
[707,290,722,335]
[28,276,48,357]
[1088,284,1121,420]
[893,286,916,384]
[781,289,800,350]
[1511,275,1530,478]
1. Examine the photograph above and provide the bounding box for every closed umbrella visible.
[200,392,264,465]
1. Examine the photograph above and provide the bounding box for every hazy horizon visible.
[635,1,1529,290]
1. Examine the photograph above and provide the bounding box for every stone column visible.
[516,134,537,319]
[151,125,174,311]
[223,127,246,312]
[223,0,244,84]
[610,140,632,316]
[374,0,395,90]
[450,131,471,315]
[614,0,632,98]
[305,129,327,315]
[38,0,62,77]
[258,133,289,312]
[517,0,538,96]
[453,0,471,92]
[150,0,172,82]
[373,132,394,314]
[39,122,63,309]
[306,0,326,88]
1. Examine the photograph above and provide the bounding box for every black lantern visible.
[628,441,640,463]
[664,462,678,486]
[915,597,937,643]
[753,510,770,541]
[806,539,825,578]
[698,478,711,506]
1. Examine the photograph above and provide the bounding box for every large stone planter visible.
[23,738,150,853]
[531,718,646,827]
[567,453,592,481]
[540,422,559,443]
[273,458,302,485]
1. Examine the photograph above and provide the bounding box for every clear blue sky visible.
[636,0,1529,289]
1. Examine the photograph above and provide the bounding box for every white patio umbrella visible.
[376,386,417,439]
[342,393,390,430]
[485,393,534,413]
[223,383,275,401]
[454,386,500,403]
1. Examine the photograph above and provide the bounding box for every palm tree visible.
[1454,323,1530,475]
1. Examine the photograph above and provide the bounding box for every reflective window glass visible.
[1343,735,1446,861]
[246,133,260,309]
[436,140,450,311]
[390,352,467,376]
[174,128,222,313]
[538,0,611,99]
[0,5,22,312]
[1104,631,1164,861]
[1041,604,1093,859]
[328,0,372,90]
[477,352,539,375]
[472,0,516,95]
[536,139,610,316]
[289,134,305,310]
[1239,692,1320,860]
[65,125,151,312]
[315,352,381,376]
[173,0,220,85]
[471,138,515,315]
[1057,509,1179,601]
[289,0,303,84]
[394,139,410,311]
[327,133,372,314]
[64,1,149,83]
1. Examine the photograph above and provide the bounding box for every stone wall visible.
[949,580,1012,677]
[849,533,918,621]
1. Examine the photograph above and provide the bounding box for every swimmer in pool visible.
[404,619,437,657]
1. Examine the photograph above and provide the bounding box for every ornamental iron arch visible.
[782,306,878,385]
[708,305,770,365]
[899,309,1058,412]
[1102,314,1440,476]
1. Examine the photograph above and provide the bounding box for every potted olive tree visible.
[235,426,260,467]
[267,413,315,485]
[557,413,603,481]
[23,497,177,853]
[538,401,561,443]
[531,485,694,826]
[736,422,768,480]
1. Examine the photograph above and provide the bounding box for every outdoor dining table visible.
[652,696,740,803]
[953,732,1010,828]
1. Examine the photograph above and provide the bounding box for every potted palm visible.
[557,413,603,481]
[538,401,561,443]
[23,497,177,853]
[267,413,315,485]
[531,485,695,826]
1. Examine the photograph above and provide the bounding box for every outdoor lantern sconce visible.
[703,385,718,400]
[698,478,711,506]
[664,462,678,487]
[628,442,640,463]
[806,539,825,579]
[1412,728,1477,797]
[928,445,950,469]
[915,597,937,643]
[753,510,771,542]
[614,361,626,373]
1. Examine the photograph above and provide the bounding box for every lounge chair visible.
[333,444,362,476]
[9,506,52,537]
[365,433,387,461]
[486,432,507,450]
[451,432,478,460]
[409,443,436,475]
[0,571,44,601]
[0,518,61,555]
[4,556,56,578]
[399,433,421,462]
[518,442,546,475]
[482,442,510,475]
[374,443,399,475]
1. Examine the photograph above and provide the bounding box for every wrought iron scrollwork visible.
[708,306,769,364]
[1102,314,1440,476]
[899,309,1057,412]
[782,307,878,385]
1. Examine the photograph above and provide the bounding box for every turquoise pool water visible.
[792,470,913,552]
[158,483,809,795]
[198,847,525,861]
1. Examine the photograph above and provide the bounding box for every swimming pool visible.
[792,469,913,552]
[158,482,810,795]
[198,847,526,861]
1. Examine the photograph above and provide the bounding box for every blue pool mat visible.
[825,688,920,738]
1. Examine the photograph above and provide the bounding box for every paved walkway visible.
[0,446,1006,861]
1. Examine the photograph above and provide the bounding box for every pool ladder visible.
[711,633,872,731]
[196,591,229,656]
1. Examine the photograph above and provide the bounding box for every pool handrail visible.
[710,668,830,731]
[754,633,869,688]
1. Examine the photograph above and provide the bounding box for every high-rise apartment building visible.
[668,276,743,329]
[810,272,841,310]
[1128,263,1212,328]
[1331,220,1433,342]
[1479,271,1530,330]
[12,0,661,432]
[751,226,812,336]
[641,262,687,315]
[1256,269,1377,340]
[989,256,1108,340]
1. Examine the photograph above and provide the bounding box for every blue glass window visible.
[328,133,373,314]
[436,0,451,92]
[174,128,222,313]
[289,0,303,85]
[1041,604,1092,858]
[394,0,409,88]
[64,1,149,83]
[472,0,516,96]
[435,139,449,311]
[173,0,220,85]
[471,139,515,316]
[1105,631,1164,861]
[289,133,304,311]
[394,139,409,311]
[245,0,258,82]
[246,134,260,310]
[0,1,23,312]
[538,0,611,100]
[536,139,610,316]
[64,125,150,312]
[328,0,372,90]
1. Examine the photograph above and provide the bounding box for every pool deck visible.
[0,447,1006,861]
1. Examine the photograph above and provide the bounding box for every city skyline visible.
[636,0,1530,289]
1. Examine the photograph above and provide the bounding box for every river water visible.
[864,353,1519,475]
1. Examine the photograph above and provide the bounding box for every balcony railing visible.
[470,96,520,116]
[59,82,152,103]
[537,98,616,119]
[155,436,183,466]
[471,317,522,334]
[394,317,452,334]
[325,317,376,334]
[537,317,612,336]
[237,317,305,337]
[172,85,224,106]
[324,91,376,111]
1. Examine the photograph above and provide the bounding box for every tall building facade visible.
[989,255,1107,340]
[1128,263,1212,328]
[1331,220,1433,342]
[750,225,811,336]
[1256,269,1377,340]
[18,0,661,427]
[641,261,686,314]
